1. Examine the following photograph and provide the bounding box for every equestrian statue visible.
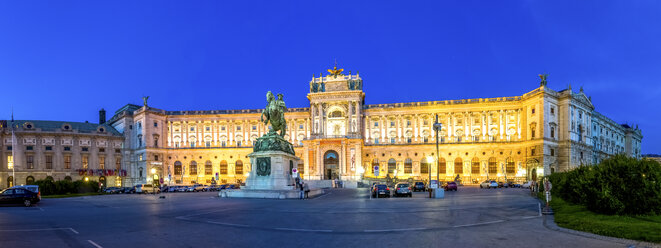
[261,91,287,137]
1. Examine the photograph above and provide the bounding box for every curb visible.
[541,206,660,248]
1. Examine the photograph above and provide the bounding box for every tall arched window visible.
[471,157,480,174]
[506,157,515,174]
[6,176,13,187]
[189,161,197,175]
[488,157,497,174]
[420,158,429,174]
[404,158,413,174]
[454,158,463,174]
[387,159,396,174]
[174,161,182,175]
[205,161,212,175]
[235,160,243,175]
[438,158,446,174]
[220,160,228,175]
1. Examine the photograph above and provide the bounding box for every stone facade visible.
[0,67,644,188]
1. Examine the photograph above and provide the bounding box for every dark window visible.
[506,158,515,174]
[404,159,413,174]
[550,107,554,115]
[532,108,535,114]
[26,146,33,151]
[154,155,159,161]
[488,158,497,174]
[235,160,243,175]
[45,155,53,169]
[205,161,212,175]
[64,146,71,151]
[454,158,463,174]
[115,149,121,153]
[189,161,197,175]
[174,161,182,175]
[420,159,429,174]
[99,148,105,153]
[531,149,536,156]
[471,158,480,174]
[220,161,228,175]
[64,155,71,169]
[6,146,11,151]
[27,155,34,169]
[387,159,396,174]
[45,146,52,151]
[82,147,89,152]
[551,149,555,156]
[154,122,158,127]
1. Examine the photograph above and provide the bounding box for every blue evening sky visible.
[1,1,659,153]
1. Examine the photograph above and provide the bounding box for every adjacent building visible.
[1,66,643,188]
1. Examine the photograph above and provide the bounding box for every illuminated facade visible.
[0,66,643,188]
[107,67,643,186]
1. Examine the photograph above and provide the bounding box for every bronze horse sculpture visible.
[261,91,287,137]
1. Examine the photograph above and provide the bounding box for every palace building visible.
[1,66,643,188]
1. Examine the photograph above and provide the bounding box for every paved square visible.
[0,187,624,247]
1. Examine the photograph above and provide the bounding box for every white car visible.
[522,181,533,188]
[480,180,498,189]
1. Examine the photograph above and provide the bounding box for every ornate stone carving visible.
[256,157,271,176]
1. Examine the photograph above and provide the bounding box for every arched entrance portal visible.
[324,150,339,180]
[526,159,540,182]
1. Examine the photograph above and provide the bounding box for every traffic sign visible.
[374,166,379,176]
[292,168,298,174]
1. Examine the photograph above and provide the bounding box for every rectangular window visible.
[424,120,429,125]
[252,125,257,130]
[205,165,213,175]
[424,137,428,143]
[221,141,226,147]
[6,146,12,151]
[27,155,34,169]
[506,161,515,174]
[206,141,211,147]
[531,149,535,156]
[154,155,159,161]
[26,146,33,151]
[99,148,105,153]
[190,143,195,148]
[390,138,395,144]
[551,149,555,156]
[235,164,243,175]
[45,155,53,169]
[154,121,158,127]
[82,155,89,169]
[64,146,71,151]
[390,121,395,127]
[82,147,89,152]
[237,141,242,147]
[115,157,121,170]
[7,155,14,169]
[190,127,195,131]
[221,126,226,131]
[115,149,121,153]
[99,157,105,170]
[551,107,555,115]
[45,146,52,151]
[407,138,412,144]
[532,108,535,114]
[205,126,210,131]
[550,127,555,139]
[420,162,429,174]
[407,121,411,127]
[374,138,379,144]
[64,155,71,169]
[299,124,303,129]
[374,122,378,127]
[236,126,241,131]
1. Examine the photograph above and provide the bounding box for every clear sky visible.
[0,1,659,153]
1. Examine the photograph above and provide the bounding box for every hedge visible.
[32,179,100,195]
[548,155,661,215]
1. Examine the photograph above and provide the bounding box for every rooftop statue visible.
[261,91,287,137]
[538,74,549,87]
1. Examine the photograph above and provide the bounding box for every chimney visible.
[99,108,106,124]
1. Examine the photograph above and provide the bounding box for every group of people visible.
[295,177,310,199]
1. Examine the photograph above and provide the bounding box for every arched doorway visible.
[526,159,540,181]
[324,150,339,180]
[7,176,13,188]
[99,176,107,188]
[26,176,35,185]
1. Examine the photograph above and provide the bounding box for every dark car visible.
[498,182,505,188]
[226,184,241,189]
[103,187,122,194]
[372,184,390,198]
[393,183,412,197]
[0,188,40,207]
[444,181,458,191]
[413,182,426,192]
[121,187,135,194]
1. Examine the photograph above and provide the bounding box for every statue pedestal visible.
[222,150,324,199]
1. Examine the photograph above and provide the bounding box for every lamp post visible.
[427,156,434,198]
[433,114,442,184]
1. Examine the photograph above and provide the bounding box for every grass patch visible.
[42,192,104,198]
[551,197,661,243]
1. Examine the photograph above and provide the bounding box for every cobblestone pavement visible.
[0,186,639,248]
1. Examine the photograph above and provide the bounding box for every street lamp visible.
[426,155,434,197]
[433,114,442,183]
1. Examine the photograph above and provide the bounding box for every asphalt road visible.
[0,186,627,248]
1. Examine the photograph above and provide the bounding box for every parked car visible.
[11,185,40,195]
[135,184,161,194]
[372,184,390,198]
[522,181,533,188]
[413,182,426,192]
[444,181,458,191]
[103,187,122,194]
[480,180,498,189]
[226,184,241,189]
[0,188,40,207]
[393,183,412,197]
[498,182,506,188]
[194,185,207,192]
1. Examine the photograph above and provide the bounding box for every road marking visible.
[520,216,540,219]
[364,227,427,232]
[176,208,230,219]
[452,219,505,228]
[68,228,79,234]
[88,240,103,248]
[206,221,249,227]
[274,227,332,232]
[313,192,331,200]
[538,202,542,216]
[0,227,77,233]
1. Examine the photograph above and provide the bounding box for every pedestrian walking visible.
[299,181,304,199]
[304,182,310,199]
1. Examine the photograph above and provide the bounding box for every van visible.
[135,184,160,194]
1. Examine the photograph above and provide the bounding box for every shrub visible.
[549,155,661,215]
[73,180,100,193]
[34,179,56,195]
[54,180,75,195]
